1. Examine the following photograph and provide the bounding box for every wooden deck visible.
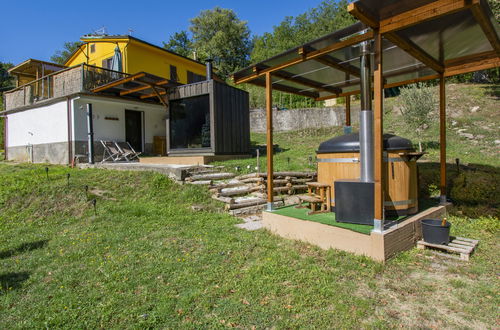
[262,203,450,262]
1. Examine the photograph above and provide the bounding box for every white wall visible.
[73,96,166,146]
[8,100,68,147]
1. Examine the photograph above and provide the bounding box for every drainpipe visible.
[86,103,94,164]
[206,59,213,80]
[359,39,374,183]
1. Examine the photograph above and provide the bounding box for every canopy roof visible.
[232,0,500,100]
[8,59,66,78]
[92,71,181,106]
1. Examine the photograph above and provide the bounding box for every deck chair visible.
[101,140,126,162]
[114,141,142,161]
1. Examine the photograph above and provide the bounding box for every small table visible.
[296,182,331,215]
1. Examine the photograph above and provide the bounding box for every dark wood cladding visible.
[168,80,250,155]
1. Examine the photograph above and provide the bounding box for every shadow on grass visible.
[418,162,500,217]
[0,240,49,259]
[0,272,30,290]
[481,84,500,98]
[419,141,440,150]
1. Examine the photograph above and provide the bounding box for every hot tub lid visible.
[317,132,413,154]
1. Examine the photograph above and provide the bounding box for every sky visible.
[0,0,326,65]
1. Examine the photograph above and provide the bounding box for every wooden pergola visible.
[232,0,500,230]
[91,71,181,106]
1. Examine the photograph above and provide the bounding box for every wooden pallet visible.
[417,237,479,261]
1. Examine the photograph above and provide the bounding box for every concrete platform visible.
[262,203,449,262]
[79,162,196,181]
[139,154,250,166]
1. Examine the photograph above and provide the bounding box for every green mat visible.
[272,205,374,235]
[270,201,437,235]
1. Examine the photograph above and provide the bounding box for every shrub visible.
[398,83,436,151]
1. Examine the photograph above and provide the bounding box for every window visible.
[170,65,178,82]
[170,95,211,149]
[187,71,206,84]
[102,57,113,69]
[90,44,95,53]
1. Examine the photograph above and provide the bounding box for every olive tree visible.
[398,83,437,152]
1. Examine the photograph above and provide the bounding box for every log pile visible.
[184,169,317,215]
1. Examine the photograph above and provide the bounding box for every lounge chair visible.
[114,141,141,161]
[101,140,127,162]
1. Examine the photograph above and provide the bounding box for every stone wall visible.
[249,106,360,133]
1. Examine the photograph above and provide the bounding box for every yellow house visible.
[65,35,208,84]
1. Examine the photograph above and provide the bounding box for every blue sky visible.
[0,0,325,64]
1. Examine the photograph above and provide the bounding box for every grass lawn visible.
[0,162,498,328]
[0,83,498,328]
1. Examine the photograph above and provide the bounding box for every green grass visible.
[0,162,499,328]
[0,83,499,328]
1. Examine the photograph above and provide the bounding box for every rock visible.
[451,120,458,126]
[235,221,263,231]
[475,134,485,139]
[461,133,474,139]
[495,140,500,144]
[470,106,480,113]
[191,204,206,211]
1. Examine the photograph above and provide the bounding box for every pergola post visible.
[266,72,274,211]
[344,95,351,134]
[439,74,447,204]
[373,30,384,232]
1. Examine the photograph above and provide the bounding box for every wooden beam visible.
[151,86,168,107]
[348,2,379,28]
[345,95,351,126]
[315,73,440,101]
[379,0,479,34]
[470,2,500,55]
[266,72,274,207]
[444,55,500,77]
[314,56,361,77]
[384,33,444,73]
[444,50,497,67]
[233,31,374,85]
[272,70,341,95]
[120,80,169,96]
[439,74,447,203]
[373,30,385,224]
[348,1,444,73]
[140,89,166,99]
[92,73,145,93]
[249,79,320,99]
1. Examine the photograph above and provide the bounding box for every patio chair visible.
[114,141,142,161]
[101,140,126,163]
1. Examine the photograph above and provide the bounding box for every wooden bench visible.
[296,182,331,215]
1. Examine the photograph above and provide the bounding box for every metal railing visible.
[3,64,130,110]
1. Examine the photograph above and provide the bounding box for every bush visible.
[398,83,436,151]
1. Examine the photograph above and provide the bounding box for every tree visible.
[0,62,14,89]
[398,83,436,152]
[50,41,83,65]
[163,31,194,58]
[189,7,252,79]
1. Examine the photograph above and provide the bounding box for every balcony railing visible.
[3,64,129,111]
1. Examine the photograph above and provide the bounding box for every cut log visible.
[228,200,284,216]
[212,195,235,204]
[225,199,267,210]
[235,173,259,180]
[241,177,264,183]
[219,186,262,197]
[186,180,212,185]
[258,171,317,178]
[188,172,236,181]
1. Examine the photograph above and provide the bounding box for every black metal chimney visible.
[206,59,213,80]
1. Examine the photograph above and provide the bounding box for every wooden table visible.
[296,182,331,215]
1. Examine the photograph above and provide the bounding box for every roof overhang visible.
[232,0,500,101]
[91,71,182,106]
[8,59,67,77]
